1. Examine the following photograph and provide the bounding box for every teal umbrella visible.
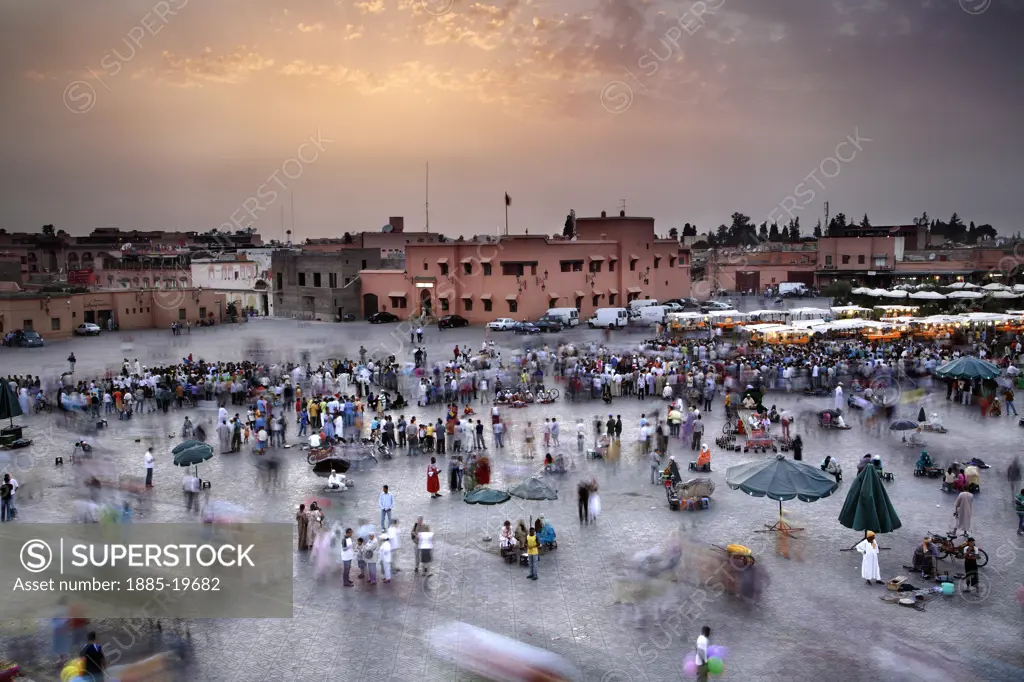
[173,442,214,476]
[0,383,23,427]
[508,477,558,501]
[838,463,902,534]
[463,487,511,505]
[934,356,1000,380]
[726,455,838,531]
[173,439,204,455]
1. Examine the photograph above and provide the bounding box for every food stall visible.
[873,305,919,319]
[909,315,960,341]
[707,310,748,330]
[666,312,708,333]
[788,307,832,321]
[742,324,811,345]
[745,309,790,323]
[829,305,871,319]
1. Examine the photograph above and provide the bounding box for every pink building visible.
[358,214,690,323]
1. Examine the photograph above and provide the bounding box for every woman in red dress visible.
[427,457,441,498]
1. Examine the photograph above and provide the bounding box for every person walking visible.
[577,481,591,525]
[340,528,355,586]
[417,520,433,577]
[143,448,154,487]
[67,353,77,374]
[379,484,394,531]
[379,533,393,583]
[412,517,426,573]
[649,448,663,484]
[695,625,711,682]
[0,476,12,522]
[364,532,379,585]
[855,531,883,585]
[526,527,539,580]
[386,519,402,572]
[691,416,704,451]
[1015,488,1024,535]
[551,417,560,446]
[427,458,441,498]
[1004,386,1018,416]
[493,419,505,448]
[954,490,974,533]
[963,537,980,592]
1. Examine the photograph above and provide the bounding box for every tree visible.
[768,223,780,242]
[967,221,977,244]
[789,218,801,242]
[859,213,871,229]
[915,211,929,227]
[758,222,769,241]
[669,227,678,240]
[975,224,997,241]
[342,232,353,244]
[563,210,576,239]
[827,212,847,234]
[715,224,729,243]
[781,225,790,241]
[682,223,696,237]
[813,219,822,239]
[41,224,55,237]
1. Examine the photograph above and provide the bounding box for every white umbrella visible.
[982,283,1009,291]
[851,287,872,295]
[881,290,909,298]
[1013,284,1024,293]
[989,290,1020,299]
[947,291,984,299]
[909,290,947,300]
[947,282,979,289]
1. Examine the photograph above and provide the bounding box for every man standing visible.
[577,481,590,525]
[695,625,711,682]
[526,527,539,580]
[386,519,402,572]
[0,476,12,522]
[340,528,355,587]
[412,517,425,573]
[144,448,154,487]
[691,416,704,451]
[80,631,105,680]
[550,417,560,446]
[68,353,77,374]
[379,532,393,583]
[379,485,394,531]
[364,532,379,585]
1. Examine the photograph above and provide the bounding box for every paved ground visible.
[2,315,1023,682]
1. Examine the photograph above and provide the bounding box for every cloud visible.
[354,0,386,13]
[144,47,276,87]
[298,22,326,33]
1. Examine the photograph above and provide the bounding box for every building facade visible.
[358,214,691,323]
[272,248,381,320]
[190,249,276,316]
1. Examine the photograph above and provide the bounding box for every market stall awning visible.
[909,291,947,300]
[627,286,643,293]
[589,255,605,261]
[387,291,406,298]
[479,293,492,300]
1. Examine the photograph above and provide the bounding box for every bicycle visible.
[34,401,53,414]
[929,531,989,567]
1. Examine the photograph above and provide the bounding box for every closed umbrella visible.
[464,487,512,505]
[507,477,558,501]
[838,463,902,550]
[0,383,23,428]
[934,356,1001,380]
[726,455,838,532]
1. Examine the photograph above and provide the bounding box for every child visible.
[243,425,251,444]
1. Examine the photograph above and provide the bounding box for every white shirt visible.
[144,451,154,469]
[340,536,355,561]
[328,473,343,488]
[379,539,392,563]
[386,525,401,549]
[309,433,322,448]
[696,635,709,665]
[8,477,18,498]
[418,531,434,549]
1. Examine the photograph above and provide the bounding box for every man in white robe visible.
[855,531,882,584]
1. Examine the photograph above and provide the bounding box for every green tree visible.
[758,222,769,241]
[859,213,871,229]
[789,218,801,242]
[768,223,780,242]
[669,227,679,240]
[813,219,822,239]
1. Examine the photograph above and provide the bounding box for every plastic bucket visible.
[941,582,955,596]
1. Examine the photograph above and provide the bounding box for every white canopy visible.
[909,290,947,300]
[873,305,918,311]
[706,310,746,319]
[851,287,872,295]
[946,282,979,289]
[880,289,909,298]
[1013,284,1024,293]
[746,309,790,317]
[789,319,827,329]
[947,290,984,299]
[742,323,791,333]
[788,307,831,320]
[982,282,1009,291]
[989,290,1020,299]
[666,312,706,320]
[830,305,871,313]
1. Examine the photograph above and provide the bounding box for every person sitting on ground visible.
[916,451,935,471]
[857,454,873,473]
[499,520,517,549]
[537,516,556,549]
[821,455,842,480]
[964,464,981,491]
[696,443,711,470]
[182,416,193,438]
[513,520,529,550]
[309,431,322,449]
[821,411,832,427]
[912,537,939,578]
[871,454,883,471]
[768,405,780,422]
[327,471,344,490]
[942,466,957,491]
[955,468,968,492]
[544,453,554,469]
[835,413,848,428]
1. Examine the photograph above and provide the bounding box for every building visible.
[190,249,276,316]
[358,212,691,323]
[272,248,381,320]
[301,217,443,269]
[0,287,224,339]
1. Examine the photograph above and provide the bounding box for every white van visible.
[632,306,667,326]
[587,308,629,329]
[545,308,580,327]
[628,299,659,313]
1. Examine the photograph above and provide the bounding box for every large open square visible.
[1,315,1022,682]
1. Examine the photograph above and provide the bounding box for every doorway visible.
[261,294,269,316]
[419,288,433,317]
[362,293,379,318]
[84,310,96,324]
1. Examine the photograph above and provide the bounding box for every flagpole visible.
[505,199,508,236]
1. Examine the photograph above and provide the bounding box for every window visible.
[508,299,517,313]
[298,272,306,286]
[825,255,833,265]
[589,261,602,273]
[178,308,186,320]
[483,299,493,312]
[609,260,616,272]
[841,255,850,264]
[132,308,136,314]
[329,273,337,288]
[609,293,617,305]
[873,256,887,268]
[575,296,583,310]
[72,312,76,319]
[390,296,407,309]
[463,262,472,275]
[51,317,60,330]
[22,319,32,330]
[654,257,661,269]
[440,298,450,311]
[423,262,428,271]
[560,260,584,273]
[482,263,492,276]
[344,277,352,286]
[313,272,322,287]
[669,256,676,268]
[361,260,367,269]
[199,307,206,318]
[502,263,525,277]
[276,273,283,289]
[630,259,638,272]
[530,264,537,276]
[858,255,866,265]
[592,295,599,307]
[440,263,449,276]
[234,271,239,280]
[464,299,473,311]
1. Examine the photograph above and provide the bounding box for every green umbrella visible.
[507,477,558,501]
[173,442,214,476]
[934,356,1000,380]
[0,383,24,427]
[726,455,838,531]
[838,462,902,534]
[463,487,511,505]
[173,439,204,455]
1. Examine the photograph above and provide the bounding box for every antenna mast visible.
[824,201,829,236]
[290,191,296,241]
[619,199,626,215]
[426,162,430,233]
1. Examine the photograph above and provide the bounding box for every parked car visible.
[513,322,541,335]
[700,300,733,313]
[367,311,399,324]
[341,313,357,322]
[532,318,563,333]
[12,330,44,347]
[438,314,470,329]
[74,323,102,336]
[486,318,517,331]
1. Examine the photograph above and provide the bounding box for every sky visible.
[2,0,1023,239]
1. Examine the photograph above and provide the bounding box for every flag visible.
[505,193,511,207]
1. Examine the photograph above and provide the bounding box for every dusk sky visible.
[3,0,1023,238]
